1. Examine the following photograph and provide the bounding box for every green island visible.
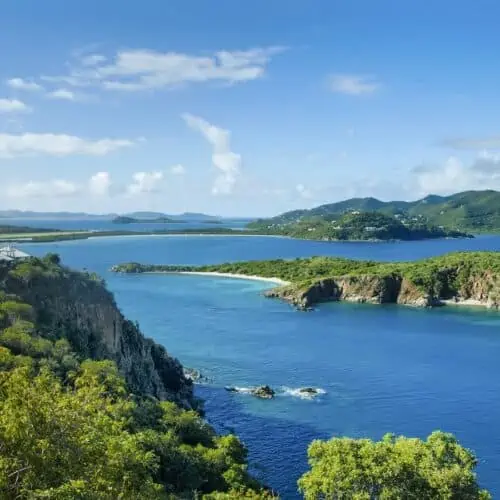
[113,215,224,225]
[250,189,500,235]
[112,215,179,224]
[248,211,471,241]
[112,251,500,311]
[0,254,490,498]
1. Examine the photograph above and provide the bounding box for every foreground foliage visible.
[299,432,491,499]
[0,255,491,498]
[0,257,269,499]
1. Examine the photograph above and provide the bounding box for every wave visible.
[225,385,326,400]
[281,387,326,399]
[225,386,254,394]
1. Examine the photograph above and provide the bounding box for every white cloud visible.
[328,74,381,95]
[182,113,241,195]
[411,153,500,196]
[170,164,186,175]
[127,171,164,195]
[47,89,76,101]
[81,54,107,66]
[6,78,43,92]
[0,133,134,158]
[89,172,112,196]
[44,46,286,91]
[0,99,31,113]
[6,179,80,199]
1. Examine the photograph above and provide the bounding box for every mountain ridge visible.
[256,190,500,232]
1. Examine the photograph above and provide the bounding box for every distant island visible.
[112,215,178,224]
[252,189,500,234]
[112,251,500,311]
[112,215,223,224]
[247,211,471,241]
[0,209,222,222]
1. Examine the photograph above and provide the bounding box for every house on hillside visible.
[0,245,31,262]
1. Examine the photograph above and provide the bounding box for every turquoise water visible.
[20,234,500,498]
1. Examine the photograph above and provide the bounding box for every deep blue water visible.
[18,234,500,498]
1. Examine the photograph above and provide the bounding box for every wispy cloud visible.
[170,164,186,175]
[47,89,77,101]
[0,99,31,113]
[41,46,286,92]
[89,172,112,196]
[6,179,80,199]
[328,74,381,95]
[182,113,241,195]
[411,152,500,195]
[6,78,43,92]
[0,133,135,158]
[126,171,164,195]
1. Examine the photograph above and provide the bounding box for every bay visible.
[19,233,500,498]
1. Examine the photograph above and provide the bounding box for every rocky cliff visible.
[265,271,500,311]
[1,258,193,407]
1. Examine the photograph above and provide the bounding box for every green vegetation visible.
[298,432,490,499]
[113,215,177,224]
[248,211,470,241]
[1,227,251,243]
[250,189,500,233]
[0,255,491,497]
[113,251,500,309]
[0,256,271,499]
[0,225,59,235]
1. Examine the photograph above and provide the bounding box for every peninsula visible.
[112,251,500,310]
[247,211,471,241]
[250,189,500,234]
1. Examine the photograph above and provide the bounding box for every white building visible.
[0,245,31,262]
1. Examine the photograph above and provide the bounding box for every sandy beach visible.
[440,298,491,308]
[162,271,291,286]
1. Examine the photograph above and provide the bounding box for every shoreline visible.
[440,298,490,308]
[141,270,291,287]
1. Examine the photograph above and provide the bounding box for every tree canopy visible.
[298,432,490,499]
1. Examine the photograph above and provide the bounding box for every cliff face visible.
[265,272,500,311]
[2,261,193,407]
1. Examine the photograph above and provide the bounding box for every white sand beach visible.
[173,271,291,286]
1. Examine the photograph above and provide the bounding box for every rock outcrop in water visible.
[225,385,276,399]
[1,258,193,407]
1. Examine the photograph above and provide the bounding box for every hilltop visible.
[248,211,470,241]
[250,190,500,233]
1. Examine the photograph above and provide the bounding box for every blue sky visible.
[1,0,500,216]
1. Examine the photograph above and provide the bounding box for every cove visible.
[19,233,500,498]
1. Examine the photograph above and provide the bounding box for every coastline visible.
[440,298,490,308]
[142,270,291,287]
[138,271,495,311]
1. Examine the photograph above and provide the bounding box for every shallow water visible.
[20,234,500,498]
